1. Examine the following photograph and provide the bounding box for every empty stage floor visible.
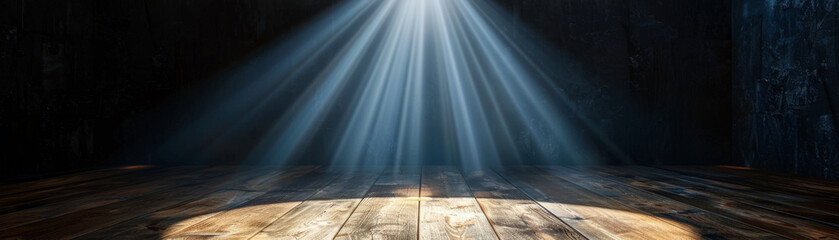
[1,165,838,239]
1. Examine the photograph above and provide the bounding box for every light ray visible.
[149,0,630,170]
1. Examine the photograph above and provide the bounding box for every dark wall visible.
[1,0,734,176]
[492,0,733,165]
[0,0,340,177]
[733,0,839,179]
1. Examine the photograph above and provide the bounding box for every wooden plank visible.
[163,169,337,239]
[542,166,782,240]
[74,167,317,239]
[250,172,379,240]
[419,166,497,240]
[663,166,839,214]
[638,166,839,228]
[333,167,421,240]
[0,166,189,215]
[705,165,839,195]
[671,165,839,199]
[499,166,696,240]
[462,169,586,240]
[0,167,313,239]
[0,166,221,231]
[583,166,839,239]
[0,165,153,197]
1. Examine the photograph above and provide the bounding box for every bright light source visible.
[154,0,628,171]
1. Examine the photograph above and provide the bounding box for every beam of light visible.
[147,0,632,171]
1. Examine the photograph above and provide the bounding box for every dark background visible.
[1,0,837,179]
[732,0,839,179]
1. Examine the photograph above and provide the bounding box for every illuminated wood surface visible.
[0,165,836,239]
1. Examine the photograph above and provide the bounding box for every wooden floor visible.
[1,166,838,240]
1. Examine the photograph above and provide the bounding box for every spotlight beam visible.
[155,0,630,170]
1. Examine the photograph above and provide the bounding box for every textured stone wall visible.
[733,0,839,179]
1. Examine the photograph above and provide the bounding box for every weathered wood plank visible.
[0,165,153,197]
[250,172,379,240]
[333,167,421,240]
[462,169,586,240]
[637,166,839,228]
[0,166,220,231]
[3,165,835,240]
[542,166,782,240]
[704,166,839,195]
[664,166,839,214]
[583,166,839,239]
[499,166,697,240]
[163,169,337,240]
[74,167,316,239]
[419,166,497,240]
[0,167,308,239]
[0,166,189,215]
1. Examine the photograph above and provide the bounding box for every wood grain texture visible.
[333,167,421,240]
[462,170,587,240]
[665,166,839,214]
[250,172,379,240]
[419,166,497,240]
[163,169,336,240]
[638,166,839,227]
[0,167,290,240]
[703,166,839,195]
[0,166,184,215]
[3,165,836,240]
[586,166,839,239]
[543,166,783,240]
[0,165,153,197]
[499,166,696,240]
[74,167,316,239]
[0,167,215,231]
